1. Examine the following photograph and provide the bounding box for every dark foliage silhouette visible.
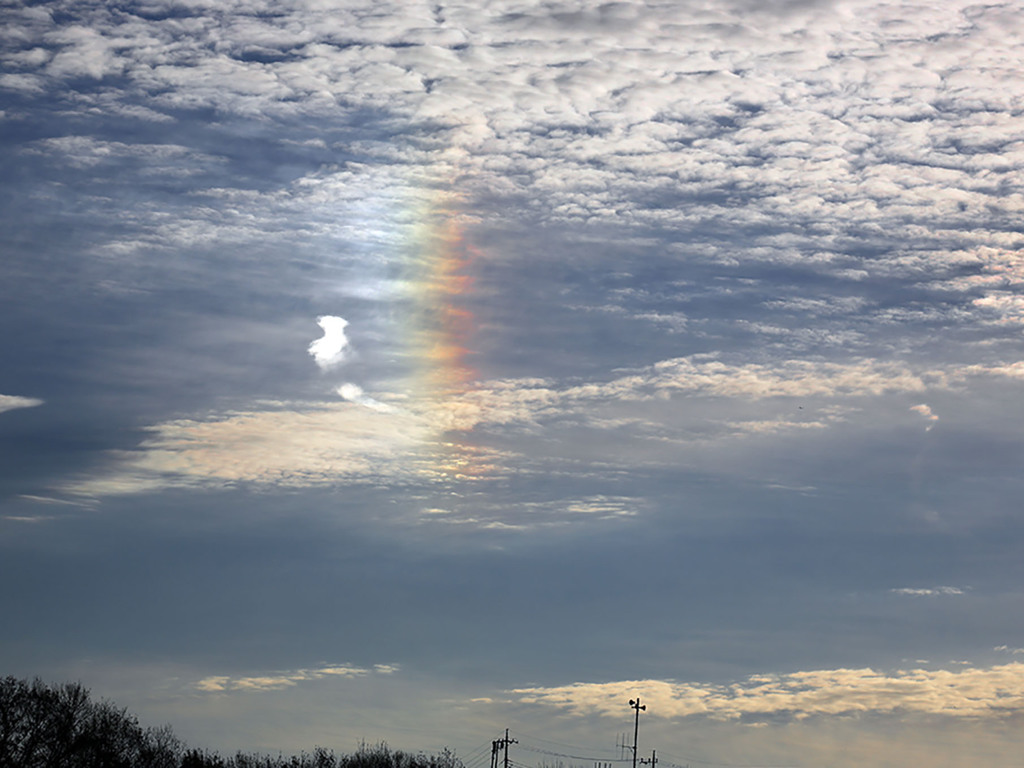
[0,676,181,767]
[0,677,463,768]
[180,741,464,768]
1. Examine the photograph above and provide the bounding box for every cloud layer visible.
[57,352,1024,510]
[196,663,398,693]
[511,663,1024,722]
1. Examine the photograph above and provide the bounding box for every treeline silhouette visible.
[0,677,465,768]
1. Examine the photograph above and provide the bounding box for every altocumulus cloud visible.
[6,0,1023,358]
[56,353,1024,501]
[53,355,925,496]
[195,663,399,693]
[62,402,431,498]
[510,663,1024,722]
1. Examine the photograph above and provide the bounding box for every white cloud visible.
[308,315,350,370]
[8,0,1018,355]
[510,662,1024,722]
[0,73,46,93]
[337,382,395,412]
[0,394,43,415]
[962,361,1024,381]
[909,404,939,429]
[60,352,1022,499]
[44,25,127,79]
[62,400,429,497]
[28,136,222,171]
[994,645,1024,655]
[195,662,397,693]
[15,0,1020,236]
[15,1,1024,513]
[17,494,92,508]
[890,586,966,597]
[418,494,643,533]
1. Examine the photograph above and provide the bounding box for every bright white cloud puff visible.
[308,315,350,370]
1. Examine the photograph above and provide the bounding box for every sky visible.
[2,0,1024,765]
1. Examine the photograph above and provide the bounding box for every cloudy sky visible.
[2,0,1024,765]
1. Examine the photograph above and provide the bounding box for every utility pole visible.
[628,698,645,768]
[493,728,517,768]
[640,751,657,768]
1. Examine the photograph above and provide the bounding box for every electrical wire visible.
[462,742,499,768]
[511,730,623,756]
[518,745,631,763]
[657,754,807,768]
[493,727,811,768]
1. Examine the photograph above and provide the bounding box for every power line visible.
[512,730,623,757]
[502,739,805,768]
[481,704,812,768]
[463,742,500,768]
[518,745,631,763]
[659,755,807,768]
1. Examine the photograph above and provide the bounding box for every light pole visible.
[629,697,646,768]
